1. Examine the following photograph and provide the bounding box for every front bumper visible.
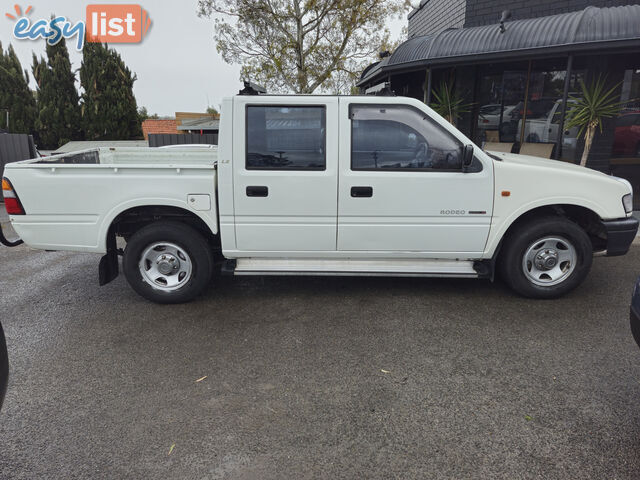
[631,277,640,349]
[602,217,639,256]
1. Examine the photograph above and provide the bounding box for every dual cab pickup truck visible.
[1,94,638,303]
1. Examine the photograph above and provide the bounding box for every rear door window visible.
[246,106,326,170]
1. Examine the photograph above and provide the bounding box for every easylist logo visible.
[5,4,152,51]
[86,4,151,43]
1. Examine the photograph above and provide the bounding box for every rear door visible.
[337,98,493,255]
[232,96,339,252]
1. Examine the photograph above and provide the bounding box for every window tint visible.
[246,106,326,170]
[350,105,463,171]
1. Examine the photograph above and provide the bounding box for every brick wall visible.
[141,119,179,140]
[408,0,466,37]
[464,0,632,27]
[408,0,633,37]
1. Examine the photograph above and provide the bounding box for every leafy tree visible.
[138,106,159,123]
[206,105,219,116]
[138,106,149,123]
[197,0,409,94]
[80,41,142,140]
[0,42,36,134]
[32,36,82,149]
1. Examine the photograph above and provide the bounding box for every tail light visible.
[2,178,25,215]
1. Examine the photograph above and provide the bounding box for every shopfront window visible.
[473,64,529,152]
[421,55,639,210]
[497,70,528,145]
[517,68,566,159]
[610,68,640,209]
[474,70,504,146]
[470,60,589,161]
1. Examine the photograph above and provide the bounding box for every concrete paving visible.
[1,214,640,479]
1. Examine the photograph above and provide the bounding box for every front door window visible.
[350,104,464,171]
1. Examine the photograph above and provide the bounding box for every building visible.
[141,119,179,140]
[177,117,220,135]
[407,0,632,37]
[359,3,640,208]
[175,112,220,135]
[142,113,220,141]
[53,112,220,153]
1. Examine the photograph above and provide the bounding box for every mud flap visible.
[473,260,493,281]
[99,227,119,286]
[0,221,23,247]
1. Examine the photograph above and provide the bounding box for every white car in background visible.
[517,99,579,157]
[478,104,516,130]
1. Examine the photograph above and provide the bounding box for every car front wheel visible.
[499,217,593,298]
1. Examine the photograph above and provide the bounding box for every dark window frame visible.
[245,104,327,171]
[348,103,472,173]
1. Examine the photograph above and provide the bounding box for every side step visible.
[227,258,479,278]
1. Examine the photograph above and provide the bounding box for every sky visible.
[0,1,408,117]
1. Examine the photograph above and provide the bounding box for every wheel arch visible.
[487,203,606,258]
[100,201,219,252]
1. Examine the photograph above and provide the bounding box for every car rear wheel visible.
[499,217,593,298]
[123,222,213,304]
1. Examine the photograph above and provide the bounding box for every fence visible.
[0,134,36,174]
[148,133,218,147]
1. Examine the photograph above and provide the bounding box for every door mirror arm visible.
[462,144,474,172]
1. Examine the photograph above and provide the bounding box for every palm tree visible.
[429,81,473,125]
[565,75,627,167]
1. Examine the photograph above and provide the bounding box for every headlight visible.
[623,193,633,214]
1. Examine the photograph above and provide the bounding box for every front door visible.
[233,97,339,252]
[337,100,493,255]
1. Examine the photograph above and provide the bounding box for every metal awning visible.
[358,5,640,86]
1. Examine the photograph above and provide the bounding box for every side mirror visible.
[462,144,474,171]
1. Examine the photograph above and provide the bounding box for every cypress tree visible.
[80,41,142,140]
[32,36,82,149]
[0,42,36,134]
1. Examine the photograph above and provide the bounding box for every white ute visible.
[1,93,637,303]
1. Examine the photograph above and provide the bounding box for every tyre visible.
[498,216,593,299]
[123,221,214,304]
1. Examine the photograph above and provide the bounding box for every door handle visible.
[351,186,373,198]
[246,186,268,197]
